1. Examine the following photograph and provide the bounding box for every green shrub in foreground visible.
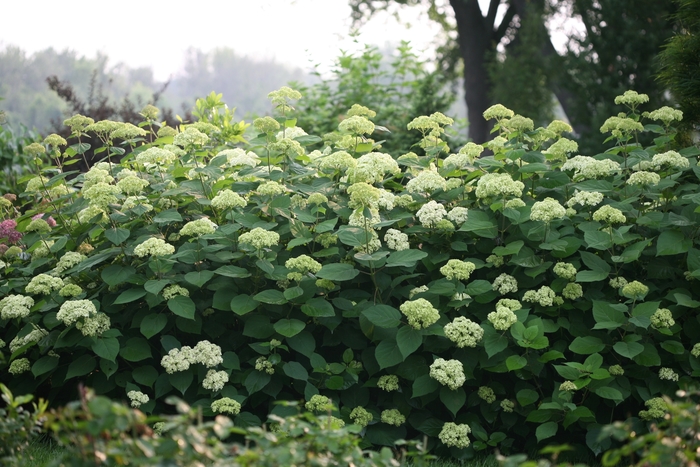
[1,86,699,458]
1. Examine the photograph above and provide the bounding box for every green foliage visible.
[0,123,43,194]
[0,383,48,466]
[293,41,459,156]
[1,84,699,460]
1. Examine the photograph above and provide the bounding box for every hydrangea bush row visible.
[1,88,698,457]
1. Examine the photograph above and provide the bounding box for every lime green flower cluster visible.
[0,294,35,319]
[384,229,409,251]
[211,189,246,210]
[26,219,51,234]
[523,286,557,307]
[116,175,149,195]
[562,283,583,300]
[559,381,577,392]
[162,285,189,300]
[475,173,524,199]
[239,228,280,250]
[347,183,380,210]
[76,312,111,337]
[9,328,47,352]
[614,90,649,106]
[530,197,566,223]
[56,299,97,326]
[609,277,628,289]
[658,367,679,381]
[492,273,518,295]
[652,150,689,170]
[543,137,578,161]
[134,237,175,258]
[136,147,177,169]
[621,280,649,300]
[202,370,229,391]
[628,171,661,186]
[406,168,448,194]
[600,116,644,138]
[651,308,675,329]
[400,298,440,329]
[430,358,466,390]
[416,200,447,227]
[562,156,620,181]
[446,207,469,226]
[348,152,400,184]
[639,397,666,420]
[127,390,149,408]
[592,205,626,224]
[160,341,223,374]
[500,400,515,412]
[486,255,504,267]
[377,375,399,392]
[179,218,218,237]
[253,116,281,134]
[285,254,322,281]
[567,190,604,208]
[440,259,476,281]
[478,386,496,403]
[692,344,700,358]
[483,104,514,121]
[25,274,64,295]
[338,115,375,135]
[349,406,373,427]
[488,299,520,331]
[553,262,577,281]
[609,365,625,376]
[318,150,356,172]
[409,285,429,299]
[211,397,241,415]
[308,193,328,205]
[646,106,683,125]
[173,126,209,147]
[9,358,31,375]
[439,422,471,448]
[305,394,333,413]
[255,356,275,375]
[380,409,405,426]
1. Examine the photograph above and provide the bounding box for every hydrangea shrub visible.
[1,87,699,458]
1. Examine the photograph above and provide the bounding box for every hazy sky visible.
[0,0,447,80]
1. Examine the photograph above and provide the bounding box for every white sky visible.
[0,0,448,81]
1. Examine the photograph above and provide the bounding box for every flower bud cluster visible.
[429,358,466,390]
[439,422,471,448]
[478,386,496,403]
[160,341,223,374]
[349,406,373,427]
[179,218,217,237]
[127,390,150,408]
[211,397,242,415]
[377,375,399,392]
[416,200,447,228]
[562,156,620,181]
[444,317,484,348]
[202,370,229,391]
[305,394,333,412]
[639,397,666,420]
[25,274,64,295]
[380,409,406,426]
[211,189,247,210]
[523,286,557,307]
[384,229,409,251]
[562,283,583,300]
[9,358,31,375]
[530,197,566,223]
[285,254,322,281]
[492,273,518,295]
[239,228,280,250]
[134,237,175,257]
[475,173,524,199]
[0,294,34,319]
[400,298,440,329]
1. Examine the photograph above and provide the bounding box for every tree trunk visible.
[449,0,493,143]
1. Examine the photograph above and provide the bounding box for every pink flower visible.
[32,213,56,227]
[0,219,22,244]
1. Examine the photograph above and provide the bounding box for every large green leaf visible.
[613,341,644,359]
[375,340,404,369]
[493,240,524,256]
[253,289,287,305]
[213,265,251,278]
[362,305,402,328]
[569,336,606,355]
[101,265,136,287]
[140,314,168,339]
[594,386,623,402]
[105,228,130,245]
[133,365,159,387]
[316,263,360,281]
[32,356,59,377]
[396,326,422,358]
[579,251,611,273]
[92,337,119,363]
[458,210,498,238]
[301,297,335,317]
[169,370,193,395]
[184,270,215,288]
[386,249,428,267]
[516,388,539,406]
[412,374,439,398]
[119,337,152,362]
[114,287,147,305]
[592,300,627,330]
[168,296,196,320]
[440,387,466,417]
[536,422,558,443]
[657,230,691,256]
[576,270,609,282]
[244,371,270,394]
[65,355,96,381]
[273,319,306,337]
[231,294,259,315]
[283,361,309,381]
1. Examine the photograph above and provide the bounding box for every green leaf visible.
[613,341,644,359]
[458,210,498,238]
[493,240,524,256]
[618,240,649,263]
[592,300,627,330]
[231,294,259,315]
[362,305,402,328]
[65,355,96,381]
[273,319,306,337]
[440,387,466,417]
[660,340,685,355]
[579,251,611,273]
[184,270,215,288]
[253,289,287,305]
[412,374,439,398]
[283,361,309,381]
[396,326,422,358]
[465,280,493,296]
[105,227,130,245]
[244,371,270,394]
[113,287,147,305]
[140,314,168,339]
[133,366,159,387]
[169,370,193,395]
[168,296,196,320]
[154,209,182,224]
[213,265,251,278]
[594,387,623,402]
[119,337,152,362]
[144,279,170,295]
[375,340,404,369]
[504,355,527,371]
[286,332,316,357]
[483,326,509,358]
[386,249,428,267]
[301,298,335,317]
[32,356,59,377]
[657,230,691,256]
[536,422,558,443]
[315,218,338,234]
[516,388,539,406]
[569,336,606,355]
[674,293,700,308]
[633,343,661,367]
[283,286,304,301]
[316,263,360,281]
[575,270,609,282]
[102,265,135,287]
[584,230,613,250]
[92,337,119,363]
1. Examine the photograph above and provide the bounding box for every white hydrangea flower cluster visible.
[9,358,31,375]
[409,285,429,299]
[348,208,381,230]
[592,205,626,224]
[475,173,525,200]
[77,205,108,224]
[380,409,406,426]
[160,341,223,374]
[134,237,175,257]
[543,137,578,161]
[211,397,241,415]
[438,422,472,449]
[347,152,400,184]
[116,175,149,195]
[652,150,689,170]
[257,181,287,197]
[82,167,113,189]
[305,394,333,412]
[430,358,466,390]
[614,90,649,106]
[600,116,644,138]
[443,152,470,169]
[202,370,229,391]
[486,255,504,267]
[400,298,440,329]
[530,197,566,223]
[25,274,64,295]
[122,196,153,212]
[338,115,374,135]
[492,273,518,295]
[377,375,399,391]
[347,183,380,210]
[384,229,409,251]
[567,190,604,208]
[127,390,150,408]
[9,328,48,352]
[650,308,675,329]
[406,168,448,194]
[135,147,177,169]
[76,312,111,337]
[255,356,275,374]
[483,104,514,121]
[239,228,280,250]
[277,126,308,141]
[621,280,649,300]
[0,294,35,319]
[349,406,373,427]
[628,171,661,186]
[173,126,209,147]
[217,148,260,167]
[692,344,700,358]
[561,156,620,181]
[562,283,584,300]
[444,317,484,348]
[211,189,247,210]
[416,200,447,228]
[82,182,122,208]
[658,367,679,381]
[522,286,557,307]
[647,106,683,125]
[440,260,476,281]
[318,150,357,172]
[285,254,322,281]
[179,218,217,237]
[447,207,469,225]
[377,189,396,210]
[54,252,87,275]
[488,299,521,331]
[162,285,189,300]
[56,299,97,326]
[609,277,628,289]
[553,262,577,280]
